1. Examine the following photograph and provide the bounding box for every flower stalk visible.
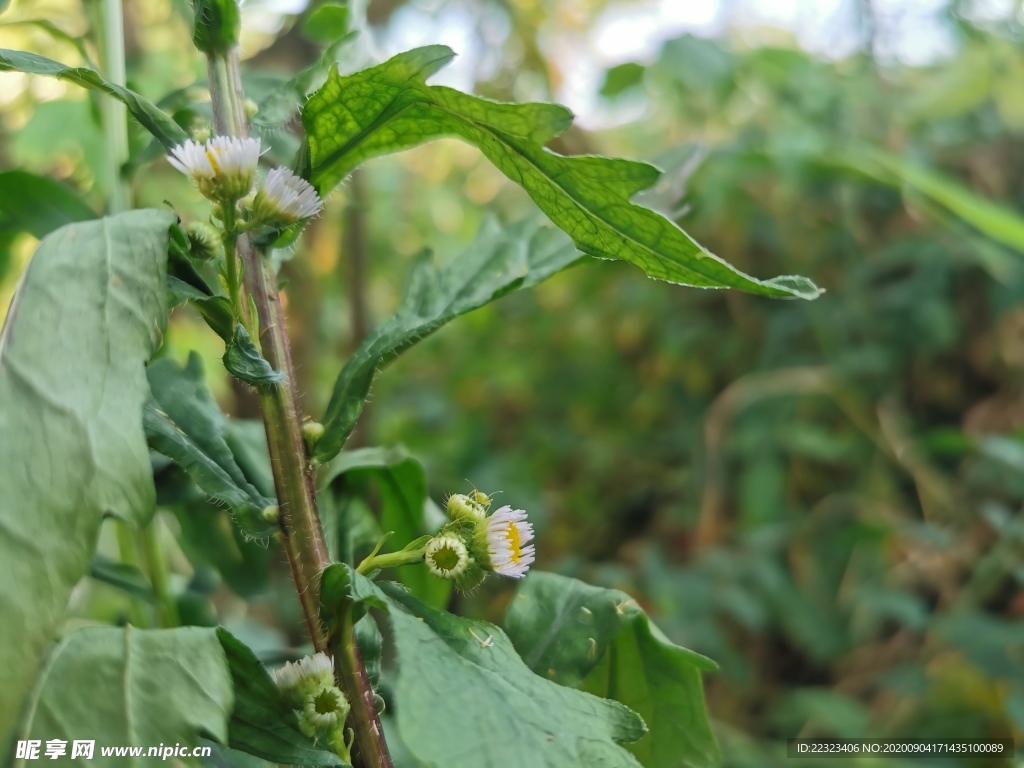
[204,48,393,768]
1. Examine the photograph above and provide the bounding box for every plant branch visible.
[205,49,393,768]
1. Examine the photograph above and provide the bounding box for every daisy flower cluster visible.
[168,135,323,226]
[272,653,351,760]
[421,490,536,591]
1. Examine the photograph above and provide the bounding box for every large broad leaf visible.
[312,215,581,462]
[318,446,450,609]
[0,49,188,150]
[146,353,277,537]
[506,573,720,768]
[15,626,233,767]
[0,210,173,747]
[321,565,647,768]
[217,629,347,767]
[301,46,820,301]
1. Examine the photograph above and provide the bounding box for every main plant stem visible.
[95,0,131,213]
[206,50,392,768]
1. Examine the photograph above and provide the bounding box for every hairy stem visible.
[205,49,393,768]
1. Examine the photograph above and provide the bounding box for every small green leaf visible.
[146,352,277,536]
[89,555,157,604]
[16,626,233,767]
[252,34,356,134]
[301,46,820,300]
[0,211,173,748]
[0,48,189,150]
[223,324,285,388]
[319,446,450,608]
[321,565,647,768]
[506,573,720,768]
[302,4,349,43]
[217,629,347,767]
[601,62,646,97]
[313,216,581,462]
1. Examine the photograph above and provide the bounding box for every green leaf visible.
[0,49,189,150]
[223,324,284,387]
[321,565,647,768]
[506,573,720,768]
[312,215,581,463]
[217,628,347,767]
[146,352,277,537]
[252,34,357,134]
[302,4,349,43]
[0,210,173,746]
[166,230,235,342]
[172,497,271,599]
[318,446,450,608]
[90,555,157,604]
[601,62,646,97]
[0,169,95,282]
[16,626,233,767]
[301,46,820,300]
[843,148,1024,255]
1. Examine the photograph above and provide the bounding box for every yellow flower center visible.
[206,148,221,174]
[505,523,523,563]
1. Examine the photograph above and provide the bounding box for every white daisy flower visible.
[252,167,323,226]
[424,534,470,580]
[168,135,260,201]
[482,505,535,579]
[272,652,334,698]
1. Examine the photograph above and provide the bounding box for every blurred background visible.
[4,0,1024,765]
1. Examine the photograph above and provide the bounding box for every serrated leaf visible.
[15,626,232,768]
[321,565,646,768]
[312,216,581,462]
[0,48,188,150]
[301,45,820,300]
[223,324,284,387]
[217,628,347,767]
[506,573,720,768]
[0,210,173,748]
[318,446,450,608]
[146,352,277,537]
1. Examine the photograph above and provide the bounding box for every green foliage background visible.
[3,0,1024,765]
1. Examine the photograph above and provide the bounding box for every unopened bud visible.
[303,419,325,451]
[446,493,487,523]
[185,221,223,261]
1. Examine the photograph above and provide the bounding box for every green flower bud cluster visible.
[420,490,536,591]
[272,653,352,761]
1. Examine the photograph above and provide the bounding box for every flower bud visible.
[446,493,487,523]
[185,221,223,261]
[424,534,469,580]
[303,419,325,451]
[191,0,241,55]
